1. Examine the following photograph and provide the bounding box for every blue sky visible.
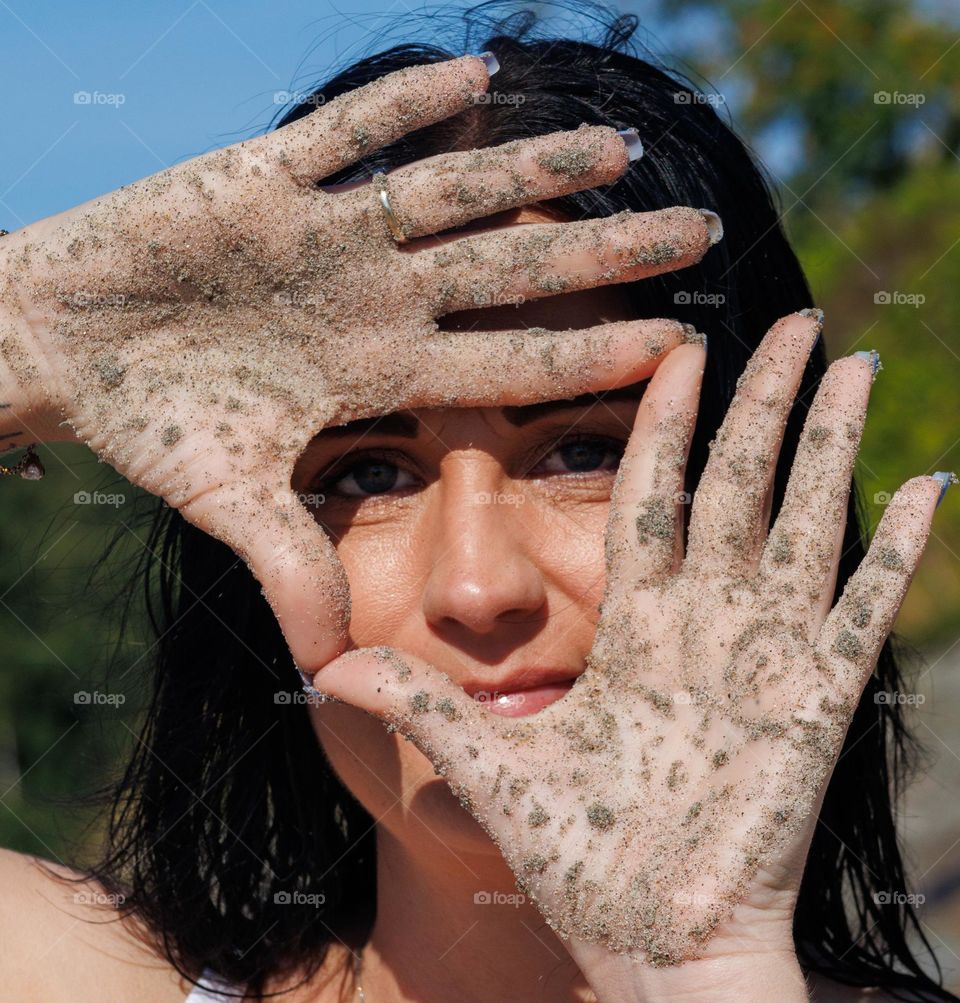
[1,0,681,226]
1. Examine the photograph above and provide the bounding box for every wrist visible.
[572,943,808,1003]
[0,235,70,444]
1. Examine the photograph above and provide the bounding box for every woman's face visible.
[293,205,642,859]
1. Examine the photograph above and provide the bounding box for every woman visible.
[0,7,955,1002]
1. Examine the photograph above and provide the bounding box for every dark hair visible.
[63,3,955,1000]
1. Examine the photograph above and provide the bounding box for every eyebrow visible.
[317,383,648,440]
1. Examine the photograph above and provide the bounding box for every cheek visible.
[532,495,611,616]
[333,522,423,645]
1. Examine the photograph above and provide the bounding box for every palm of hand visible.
[315,310,943,965]
[0,55,715,669]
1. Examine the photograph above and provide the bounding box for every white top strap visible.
[185,967,246,1001]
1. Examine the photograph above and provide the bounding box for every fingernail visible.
[679,322,707,350]
[933,471,958,507]
[616,127,644,162]
[698,209,724,245]
[853,349,882,378]
[475,51,500,76]
[799,307,824,346]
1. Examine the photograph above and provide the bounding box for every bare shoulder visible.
[807,968,920,1002]
[0,846,192,1002]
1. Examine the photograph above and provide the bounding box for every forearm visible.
[0,235,68,445]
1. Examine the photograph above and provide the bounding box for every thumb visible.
[178,474,350,673]
[312,647,514,812]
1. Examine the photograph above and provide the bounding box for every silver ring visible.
[372,172,408,244]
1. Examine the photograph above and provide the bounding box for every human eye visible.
[527,433,625,477]
[312,450,421,499]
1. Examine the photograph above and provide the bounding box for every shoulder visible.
[0,847,192,1002]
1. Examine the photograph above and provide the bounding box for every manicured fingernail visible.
[933,471,958,507]
[475,51,500,76]
[616,127,644,162]
[698,209,724,245]
[679,322,707,350]
[799,307,824,346]
[853,348,882,378]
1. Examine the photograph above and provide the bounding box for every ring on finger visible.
[372,171,408,244]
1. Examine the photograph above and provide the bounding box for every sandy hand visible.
[0,54,720,672]
[310,311,949,971]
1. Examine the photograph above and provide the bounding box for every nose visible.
[421,478,546,637]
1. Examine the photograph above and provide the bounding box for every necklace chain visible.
[353,949,366,1001]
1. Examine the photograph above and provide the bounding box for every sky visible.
[0,0,681,226]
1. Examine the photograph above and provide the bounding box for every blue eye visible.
[332,459,419,497]
[534,436,623,475]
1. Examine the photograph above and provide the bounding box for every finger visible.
[177,475,351,674]
[411,206,722,317]
[605,340,706,586]
[309,647,517,818]
[362,125,640,240]
[683,309,823,578]
[760,351,879,628]
[398,318,699,409]
[816,474,953,694]
[263,54,494,184]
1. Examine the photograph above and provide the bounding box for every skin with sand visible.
[0,52,952,1003]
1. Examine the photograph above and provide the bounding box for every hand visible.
[309,310,950,1000]
[0,54,720,671]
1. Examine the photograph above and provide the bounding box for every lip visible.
[462,669,579,718]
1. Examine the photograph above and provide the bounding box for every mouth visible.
[462,669,579,718]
